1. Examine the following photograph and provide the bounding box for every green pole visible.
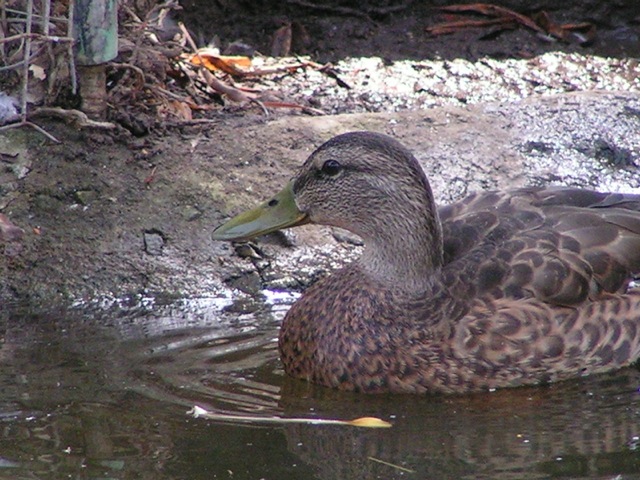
[73,0,118,119]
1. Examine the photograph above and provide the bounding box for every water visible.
[3,294,640,480]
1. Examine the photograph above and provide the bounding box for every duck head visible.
[213,131,444,290]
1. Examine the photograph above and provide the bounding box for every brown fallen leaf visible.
[427,17,515,36]
[201,69,253,103]
[261,100,325,115]
[436,3,544,33]
[534,11,596,44]
[428,3,595,44]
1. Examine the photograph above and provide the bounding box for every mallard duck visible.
[213,131,640,394]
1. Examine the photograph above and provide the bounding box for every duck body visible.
[213,132,640,394]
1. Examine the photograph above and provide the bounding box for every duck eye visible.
[321,159,342,177]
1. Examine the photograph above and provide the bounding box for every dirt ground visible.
[1,1,639,309]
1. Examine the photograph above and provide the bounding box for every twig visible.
[367,457,415,473]
[261,100,324,115]
[165,118,222,126]
[251,99,269,115]
[31,107,117,129]
[201,69,251,103]
[42,0,56,101]
[0,2,6,63]
[4,7,68,23]
[0,32,74,45]
[0,121,61,143]
[238,62,318,77]
[67,0,77,94]
[430,3,546,36]
[119,4,143,24]
[20,0,33,123]
[456,4,545,34]
[23,121,61,142]
[109,62,146,88]
[427,18,514,36]
[319,64,352,89]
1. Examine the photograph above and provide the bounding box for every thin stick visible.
[0,121,61,143]
[67,0,76,94]
[19,0,33,123]
[368,456,416,473]
[42,0,50,35]
[4,7,67,22]
[32,107,117,129]
[188,405,392,428]
[0,31,74,45]
[42,0,55,99]
[0,0,6,62]
[164,118,221,126]
[24,121,61,142]
[109,62,146,88]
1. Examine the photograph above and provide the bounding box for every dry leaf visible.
[188,48,252,75]
[29,64,47,80]
[347,417,393,428]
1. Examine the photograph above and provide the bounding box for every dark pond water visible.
[3,292,640,480]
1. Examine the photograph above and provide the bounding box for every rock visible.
[0,93,19,125]
[181,205,202,221]
[227,272,262,295]
[143,230,165,256]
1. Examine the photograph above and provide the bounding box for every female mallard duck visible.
[213,131,640,394]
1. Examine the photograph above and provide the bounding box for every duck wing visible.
[439,188,640,306]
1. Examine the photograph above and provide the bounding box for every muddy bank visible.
[1,90,638,308]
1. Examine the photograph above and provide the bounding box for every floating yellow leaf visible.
[347,417,393,428]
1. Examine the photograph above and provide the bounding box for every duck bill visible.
[212,181,309,241]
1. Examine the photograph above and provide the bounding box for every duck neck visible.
[358,208,444,294]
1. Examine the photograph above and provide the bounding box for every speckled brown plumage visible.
[217,131,640,394]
